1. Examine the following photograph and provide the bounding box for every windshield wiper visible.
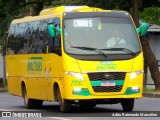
[71,46,108,57]
[101,48,136,56]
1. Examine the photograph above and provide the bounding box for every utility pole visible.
[0,46,5,87]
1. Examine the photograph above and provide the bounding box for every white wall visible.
[145,33,160,89]
[0,54,3,78]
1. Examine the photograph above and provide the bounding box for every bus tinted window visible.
[7,18,59,54]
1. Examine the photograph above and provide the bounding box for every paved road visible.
[0,92,160,120]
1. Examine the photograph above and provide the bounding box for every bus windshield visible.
[64,17,141,56]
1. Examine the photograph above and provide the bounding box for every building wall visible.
[146,32,160,89]
[0,54,4,79]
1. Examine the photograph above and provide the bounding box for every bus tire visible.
[121,98,134,112]
[35,100,43,108]
[57,88,71,112]
[22,86,35,109]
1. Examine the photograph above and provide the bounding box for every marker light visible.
[131,86,139,91]
[73,88,82,92]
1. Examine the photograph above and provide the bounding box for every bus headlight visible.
[130,70,144,80]
[65,71,84,80]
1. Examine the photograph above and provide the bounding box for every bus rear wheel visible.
[57,88,71,112]
[22,87,35,109]
[35,100,43,108]
[121,98,134,112]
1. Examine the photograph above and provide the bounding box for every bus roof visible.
[11,6,104,24]
[39,6,110,15]
[11,6,126,24]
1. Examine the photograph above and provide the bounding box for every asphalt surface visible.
[0,91,160,120]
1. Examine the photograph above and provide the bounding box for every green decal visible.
[91,81,101,86]
[71,80,82,86]
[28,57,42,72]
[91,80,124,86]
[125,87,140,95]
[96,64,117,70]
[96,61,117,70]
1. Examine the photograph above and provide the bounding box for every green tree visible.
[139,7,160,90]
[140,7,160,25]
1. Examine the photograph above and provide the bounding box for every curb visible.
[0,90,7,92]
[143,92,160,98]
[0,88,8,92]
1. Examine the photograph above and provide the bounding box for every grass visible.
[143,88,160,93]
[0,85,8,91]
[0,79,8,91]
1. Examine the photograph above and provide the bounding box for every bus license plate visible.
[101,81,115,86]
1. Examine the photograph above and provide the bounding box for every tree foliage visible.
[51,0,131,11]
[138,1,160,90]
[140,7,160,25]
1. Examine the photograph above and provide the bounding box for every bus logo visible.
[28,57,42,72]
[104,73,113,80]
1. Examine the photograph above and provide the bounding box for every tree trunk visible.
[132,0,160,90]
[140,36,160,90]
[132,0,139,26]
[30,2,44,16]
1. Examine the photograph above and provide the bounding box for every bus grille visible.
[88,72,126,92]
[88,72,126,81]
[92,86,123,92]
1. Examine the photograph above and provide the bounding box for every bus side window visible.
[51,36,61,55]
[50,18,61,56]
[37,19,51,54]
[7,25,16,54]
[7,48,15,55]
[17,23,26,54]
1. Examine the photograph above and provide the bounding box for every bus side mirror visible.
[136,23,148,36]
[47,25,55,37]
[47,24,62,37]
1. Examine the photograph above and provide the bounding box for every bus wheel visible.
[35,100,43,108]
[22,87,35,109]
[57,88,71,112]
[121,98,134,112]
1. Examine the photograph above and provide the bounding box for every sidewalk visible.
[0,86,7,92]
[143,92,160,98]
[0,89,7,92]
